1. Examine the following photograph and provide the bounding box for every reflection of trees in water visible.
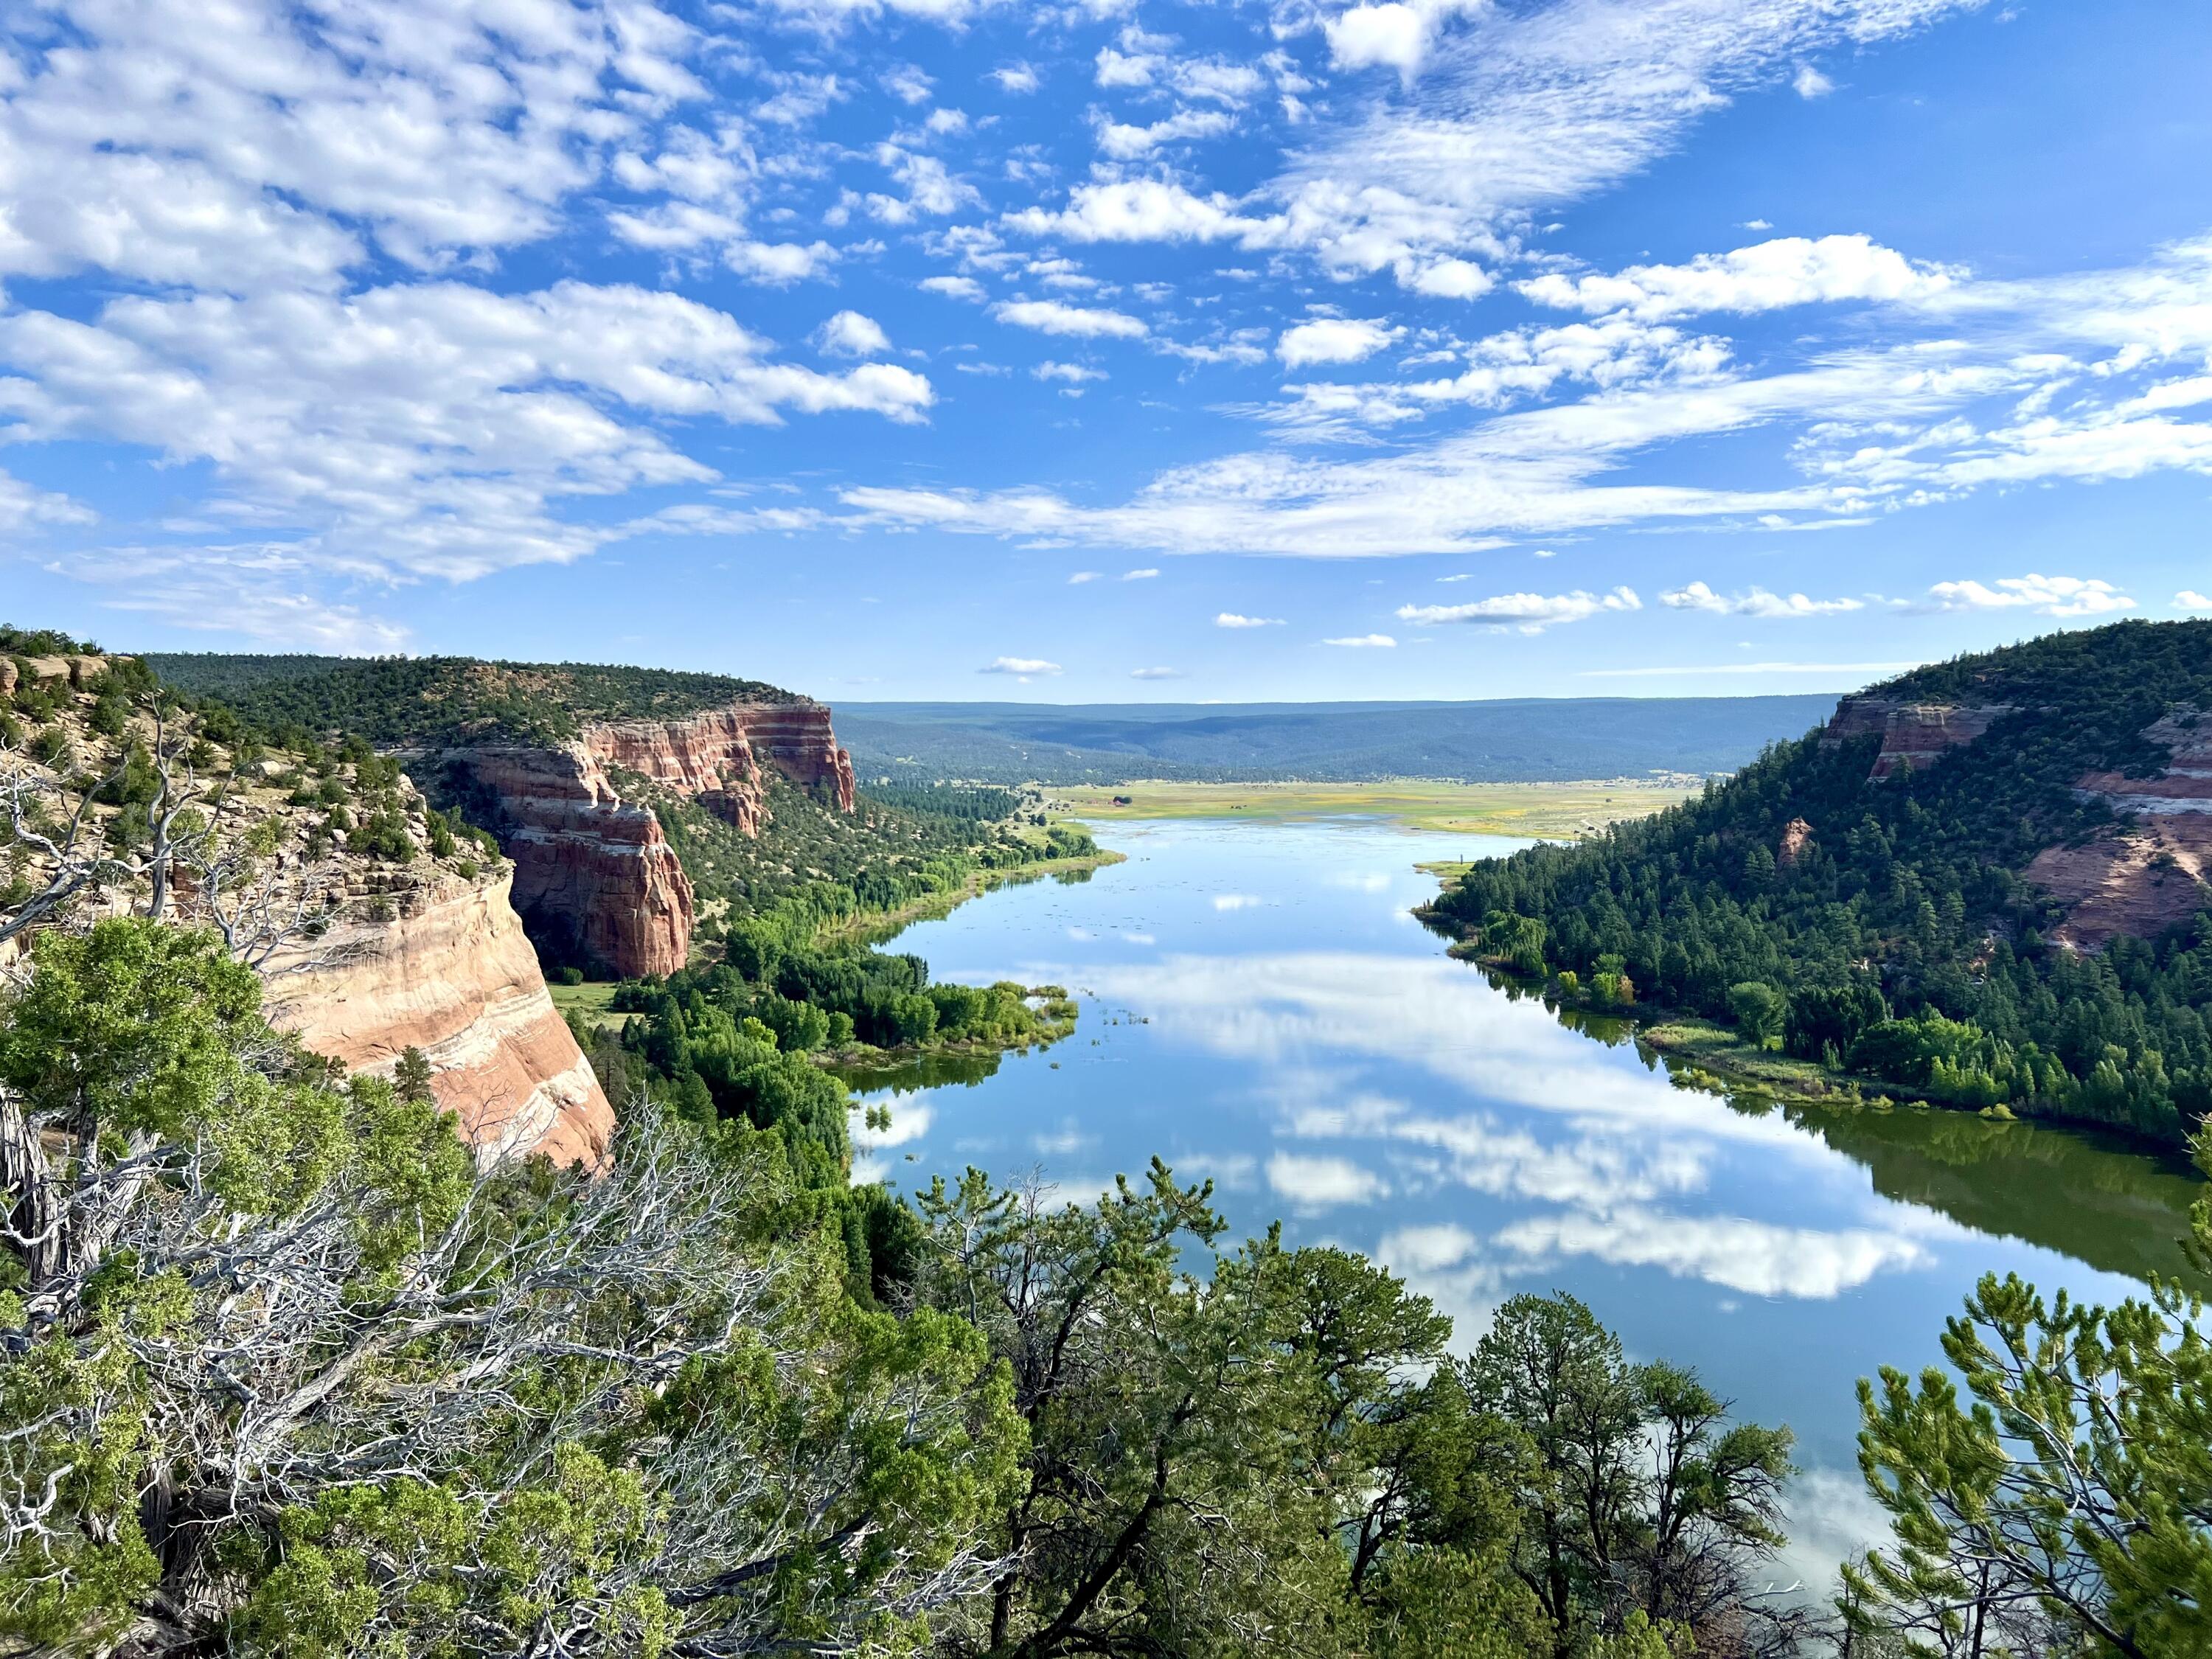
[829,1048,1009,1096]
[1467,928,2206,1290]
[1776,1097,2203,1289]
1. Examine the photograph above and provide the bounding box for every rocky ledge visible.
[4,658,610,1166]
[2027,709,2212,949]
[1821,695,2018,780]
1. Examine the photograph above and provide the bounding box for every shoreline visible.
[815,849,1127,946]
[1428,922,2195,1161]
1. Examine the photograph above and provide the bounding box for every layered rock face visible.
[1822,696,2017,779]
[585,703,857,818]
[2026,709,2212,948]
[448,745,698,980]
[1,657,611,1166]
[448,700,855,978]
[262,872,615,1166]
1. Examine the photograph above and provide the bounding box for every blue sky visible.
[2,0,2209,700]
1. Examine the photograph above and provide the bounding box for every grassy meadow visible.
[1048,778,1697,841]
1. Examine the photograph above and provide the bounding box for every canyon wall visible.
[450,744,698,979]
[261,871,615,1167]
[445,700,855,978]
[1821,695,2018,779]
[585,703,856,818]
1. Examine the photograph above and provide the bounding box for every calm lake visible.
[841,815,2204,1592]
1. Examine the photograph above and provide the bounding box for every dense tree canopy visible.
[1437,621,2212,1147]
[0,921,1020,1655]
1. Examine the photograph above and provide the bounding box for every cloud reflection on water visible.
[1056,948,1940,1303]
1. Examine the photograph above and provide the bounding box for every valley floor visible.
[1046,778,1696,840]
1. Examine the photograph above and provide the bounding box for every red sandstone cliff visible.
[451,744,698,980]
[448,700,856,978]
[1821,695,2017,779]
[585,703,856,818]
[262,872,616,1166]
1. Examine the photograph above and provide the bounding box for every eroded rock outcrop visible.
[1777,817,1814,869]
[2028,708,2212,949]
[449,744,697,980]
[587,703,856,818]
[262,872,615,1166]
[442,700,855,978]
[1822,695,2017,779]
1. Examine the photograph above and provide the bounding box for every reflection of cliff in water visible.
[1769,1099,2203,1289]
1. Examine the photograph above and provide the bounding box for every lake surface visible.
[844,816,2204,1591]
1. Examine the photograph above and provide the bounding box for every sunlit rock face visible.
[262,870,615,1168]
[586,703,857,818]
[2,657,612,1168]
[1820,695,2017,779]
[2029,709,2212,949]
[440,700,855,978]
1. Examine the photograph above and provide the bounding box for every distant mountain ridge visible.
[835,695,1842,784]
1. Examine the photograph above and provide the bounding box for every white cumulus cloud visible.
[815,310,891,356]
[1520,234,1957,320]
[1660,581,1865,617]
[1925,574,2135,618]
[1278,317,1403,368]
[919,274,987,302]
[1216,612,1284,627]
[994,299,1149,338]
[1398,588,1643,633]
[1324,633,1397,647]
[1008,179,1281,247]
[1095,108,1235,159]
[980,655,1063,678]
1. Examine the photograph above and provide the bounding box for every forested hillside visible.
[145,652,794,745]
[838,695,1837,784]
[1435,619,2212,1148]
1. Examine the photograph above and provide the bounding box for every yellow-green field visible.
[1049,779,1696,841]
[547,978,633,1032]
